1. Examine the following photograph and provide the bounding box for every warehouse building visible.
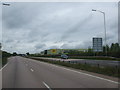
[40,49,88,55]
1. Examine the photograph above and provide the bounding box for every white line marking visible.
[51,64,119,84]
[30,68,34,72]
[43,82,52,90]
[0,63,8,71]
[27,58,119,84]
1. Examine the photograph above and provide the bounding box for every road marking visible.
[30,68,34,72]
[43,82,52,90]
[51,64,119,84]
[0,63,8,71]
[27,58,119,84]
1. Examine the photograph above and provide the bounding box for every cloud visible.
[35,43,46,50]
[61,14,93,40]
[2,2,118,53]
[60,40,92,49]
[49,45,60,49]
[60,43,73,49]
[2,2,41,29]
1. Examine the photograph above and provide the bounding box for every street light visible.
[92,9,107,56]
[0,2,10,49]
[2,3,10,6]
[0,1,10,6]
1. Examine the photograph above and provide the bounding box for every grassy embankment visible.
[2,57,8,67]
[69,56,120,61]
[30,54,120,61]
[29,57,120,78]
[2,51,12,67]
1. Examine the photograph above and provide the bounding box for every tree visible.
[109,43,120,57]
[13,52,17,56]
[26,52,30,56]
[0,43,2,50]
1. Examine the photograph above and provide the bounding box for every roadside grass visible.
[0,57,1,68]
[69,56,120,61]
[29,57,120,78]
[31,55,120,61]
[1,51,12,67]
[2,57,8,67]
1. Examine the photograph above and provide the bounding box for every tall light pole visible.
[0,2,10,48]
[0,1,10,6]
[92,9,107,56]
[2,3,10,6]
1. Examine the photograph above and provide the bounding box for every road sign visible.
[93,37,103,52]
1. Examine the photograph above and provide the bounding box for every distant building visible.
[40,51,45,55]
[47,49,62,55]
[93,37,103,52]
[40,49,88,55]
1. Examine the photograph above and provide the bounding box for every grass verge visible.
[29,57,120,78]
[31,55,120,61]
[2,57,8,67]
[69,56,120,61]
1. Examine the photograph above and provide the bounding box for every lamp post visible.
[0,2,10,48]
[0,1,10,6]
[0,2,10,50]
[92,9,107,56]
[2,3,10,6]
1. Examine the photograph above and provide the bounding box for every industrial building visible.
[40,49,88,55]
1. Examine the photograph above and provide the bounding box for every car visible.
[61,54,68,59]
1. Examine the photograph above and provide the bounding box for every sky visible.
[0,2,118,54]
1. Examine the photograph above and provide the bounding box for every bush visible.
[2,51,11,66]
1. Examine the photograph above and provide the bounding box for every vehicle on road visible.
[61,54,68,59]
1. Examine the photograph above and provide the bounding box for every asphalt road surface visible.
[2,56,119,88]
[33,57,120,67]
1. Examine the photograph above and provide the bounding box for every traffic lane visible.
[32,57,119,67]
[24,57,120,82]
[2,57,17,88]
[0,70,2,89]
[23,59,85,88]
[62,59,119,67]
[69,60,119,67]
[22,57,119,88]
[14,57,45,88]
[2,56,46,88]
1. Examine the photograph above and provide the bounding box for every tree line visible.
[67,43,120,58]
[1,50,12,66]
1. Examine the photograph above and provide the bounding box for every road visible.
[33,57,120,67]
[2,56,119,88]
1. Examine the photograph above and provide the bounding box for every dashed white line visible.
[26,58,119,84]
[43,82,52,90]
[30,68,34,72]
[52,64,119,84]
[34,60,119,84]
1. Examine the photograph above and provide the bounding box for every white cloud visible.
[1,2,118,53]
